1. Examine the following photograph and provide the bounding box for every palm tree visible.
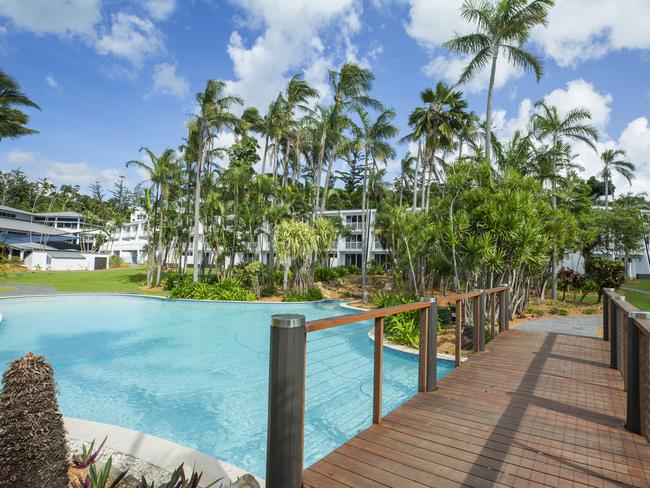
[401,82,467,211]
[317,63,382,214]
[281,75,318,188]
[353,106,398,302]
[191,80,242,282]
[600,148,635,211]
[397,153,416,206]
[530,101,598,299]
[127,147,178,287]
[0,70,40,141]
[445,0,554,161]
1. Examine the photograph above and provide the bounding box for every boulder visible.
[230,474,261,488]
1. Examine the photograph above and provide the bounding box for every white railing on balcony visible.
[345,241,363,250]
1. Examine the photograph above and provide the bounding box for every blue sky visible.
[1,0,649,194]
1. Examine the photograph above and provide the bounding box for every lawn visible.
[624,279,650,292]
[1,268,167,295]
[622,289,650,310]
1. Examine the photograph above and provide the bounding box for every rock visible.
[230,474,261,488]
[382,281,393,291]
[121,474,142,487]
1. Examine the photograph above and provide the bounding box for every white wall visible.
[24,252,109,271]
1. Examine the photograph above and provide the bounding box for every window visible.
[345,253,362,268]
[0,211,16,218]
[345,234,362,250]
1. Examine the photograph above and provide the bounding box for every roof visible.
[0,216,70,236]
[2,242,57,251]
[35,211,83,218]
[46,251,85,259]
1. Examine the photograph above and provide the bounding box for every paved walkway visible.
[303,329,650,487]
[516,316,601,337]
[0,283,57,297]
[622,286,650,295]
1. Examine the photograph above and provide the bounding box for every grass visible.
[1,268,166,295]
[624,279,650,292]
[622,289,650,310]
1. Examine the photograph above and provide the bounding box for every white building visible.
[562,208,650,278]
[0,204,109,271]
[102,208,390,269]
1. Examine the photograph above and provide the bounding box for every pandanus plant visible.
[73,456,128,488]
[72,436,107,469]
[138,463,220,488]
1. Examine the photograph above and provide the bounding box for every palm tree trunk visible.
[314,130,327,214]
[550,178,558,300]
[361,152,369,303]
[485,51,499,162]
[261,133,270,175]
[155,187,166,287]
[192,143,206,283]
[412,139,421,212]
[320,157,334,215]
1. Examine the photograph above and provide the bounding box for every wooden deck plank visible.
[303,329,650,487]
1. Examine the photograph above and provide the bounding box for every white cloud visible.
[494,79,649,194]
[143,0,176,21]
[0,0,101,37]
[544,79,612,131]
[45,74,60,90]
[533,0,650,67]
[405,0,464,49]
[617,117,650,194]
[2,150,132,190]
[225,0,358,109]
[423,52,523,94]
[95,12,163,67]
[148,62,190,99]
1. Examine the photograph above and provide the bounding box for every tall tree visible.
[600,148,635,211]
[445,0,554,162]
[530,101,598,299]
[352,106,398,302]
[191,80,242,282]
[0,70,40,141]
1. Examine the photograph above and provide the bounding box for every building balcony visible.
[345,242,363,250]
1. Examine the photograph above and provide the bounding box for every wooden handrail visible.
[266,284,511,488]
[305,287,507,333]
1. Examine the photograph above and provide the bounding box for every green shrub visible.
[368,264,385,275]
[314,265,339,282]
[583,307,598,315]
[548,307,569,316]
[282,287,324,302]
[591,259,626,291]
[374,292,441,347]
[163,273,192,291]
[168,277,256,301]
[526,307,545,316]
[109,255,126,268]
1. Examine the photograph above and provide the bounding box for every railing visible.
[265,285,510,488]
[602,289,650,440]
[344,241,362,250]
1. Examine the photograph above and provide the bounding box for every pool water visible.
[0,295,454,476]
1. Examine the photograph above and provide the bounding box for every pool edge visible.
[64,417,265,487]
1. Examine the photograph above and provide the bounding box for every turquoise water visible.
[0,295,454,476]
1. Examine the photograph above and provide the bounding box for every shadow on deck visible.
[303,329,650,487]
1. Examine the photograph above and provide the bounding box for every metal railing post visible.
[611,297,624,370]
[373,317,384,424]
[478,290,480,351]
[603,288,614,341]
[418,304,428,392]
[422,297,438,391]
[266,314,306,488]
[454,300,462,367]
[499,283,510,332]
[626,312,648,434]
[472,290,481,353]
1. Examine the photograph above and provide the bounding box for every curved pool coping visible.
[64,417,265,487]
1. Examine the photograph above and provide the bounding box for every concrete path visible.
[0,283,58,297]
[516,315,601,337]
[621,286,650,295]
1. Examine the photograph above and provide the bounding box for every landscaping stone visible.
[230,474,260,487]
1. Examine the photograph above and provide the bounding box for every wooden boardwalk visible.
[303,329,650,488]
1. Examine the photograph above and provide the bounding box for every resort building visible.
[0,204,109,270]
[561,208,650,278]
[103,208,390,268]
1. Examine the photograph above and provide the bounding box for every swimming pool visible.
[0,295,454,476]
